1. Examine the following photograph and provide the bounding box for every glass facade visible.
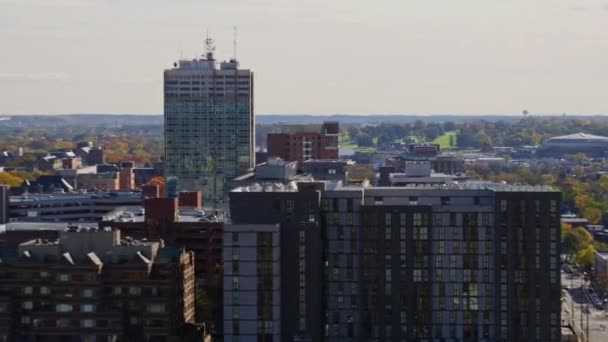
[164,60,254,202]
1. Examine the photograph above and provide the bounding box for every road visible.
[562,271,608,341]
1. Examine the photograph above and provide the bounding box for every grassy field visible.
[432,131,458,149]
[340,131,458,151]
[338,133,358,149]
[339,133,377,152]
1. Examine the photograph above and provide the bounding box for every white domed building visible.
[537,132,608,157]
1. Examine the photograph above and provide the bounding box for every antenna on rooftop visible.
[204,30,216,60]
[233,25,238,62]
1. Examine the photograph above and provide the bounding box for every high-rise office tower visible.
[164,36,254,202]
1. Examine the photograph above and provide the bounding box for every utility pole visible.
[571,274,574,326]
[580,302,584,340]
[586,304,590,342]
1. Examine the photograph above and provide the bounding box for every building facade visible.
[228,183,324,342]
[77,173,119,191]
[223,224,282,342]
[226,182,562,342]
[164,37,254,203]
[118,168,134,191]
[267,122,339,164]
[7,192,143,222]
[0,227,196,342]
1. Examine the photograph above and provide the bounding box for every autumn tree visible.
[147,176,166,197]
[0,172,23,187]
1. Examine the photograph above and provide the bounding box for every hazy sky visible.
[1,0,607,115]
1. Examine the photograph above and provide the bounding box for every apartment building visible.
[226,181,561,342]
[0,226,196,342]
[227,182,324,342]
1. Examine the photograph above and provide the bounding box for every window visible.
[81,319,95,328]
[40,271,49,278]
[413,213,423,226]
[128,287,141,295]
[482,213,490,225]
[40,286,50,295]
[82,289,93,297]
[147,304,165,313]
[58,274,70,282]
[56,304,73,312]
[113,287,122,295]
[23,286,33,295]
[434,213,443,225]
[22,301,33,310]
[81,304,94,312]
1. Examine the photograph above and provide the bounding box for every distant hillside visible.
[255,114,524,124]
[2,113,606,126]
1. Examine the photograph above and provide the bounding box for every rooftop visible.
[233,180,558,193]
[10,191,142,204]
[545,132,608,142]
[103,206,226,224]
[596,251,608,260]
[1,222,99,232]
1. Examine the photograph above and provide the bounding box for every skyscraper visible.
[164,36,254,202]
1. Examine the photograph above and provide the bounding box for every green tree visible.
[575,245,595,267]
[448,135,455,147]
[562,226,594,260]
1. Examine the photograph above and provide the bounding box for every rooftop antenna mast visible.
[233,26,238,61]
[204,30,216,60]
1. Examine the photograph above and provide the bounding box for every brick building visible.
[77,173,119,191]
[99,195,224,334]
[87,147,105,166]
[0,226,196,342]
[267,121,339,164]
[118,168,134,191]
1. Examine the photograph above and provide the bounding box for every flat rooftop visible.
[233,181,558,193]
[1,222,99,232]
[104,206,225,224]
[10,191,142,204]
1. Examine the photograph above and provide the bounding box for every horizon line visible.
[2,112,608,117]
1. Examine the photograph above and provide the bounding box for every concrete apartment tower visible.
[164,35,254,202]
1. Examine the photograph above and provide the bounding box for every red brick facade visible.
[267,122,339,164]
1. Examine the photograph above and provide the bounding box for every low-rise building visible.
[594,251,608,290]
[302,159,351,182]
[77,173,119,191]
[267,122,339,163]
[6,191,143,222]
[0,226,196,342]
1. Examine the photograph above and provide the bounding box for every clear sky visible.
[1,0,607,115]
